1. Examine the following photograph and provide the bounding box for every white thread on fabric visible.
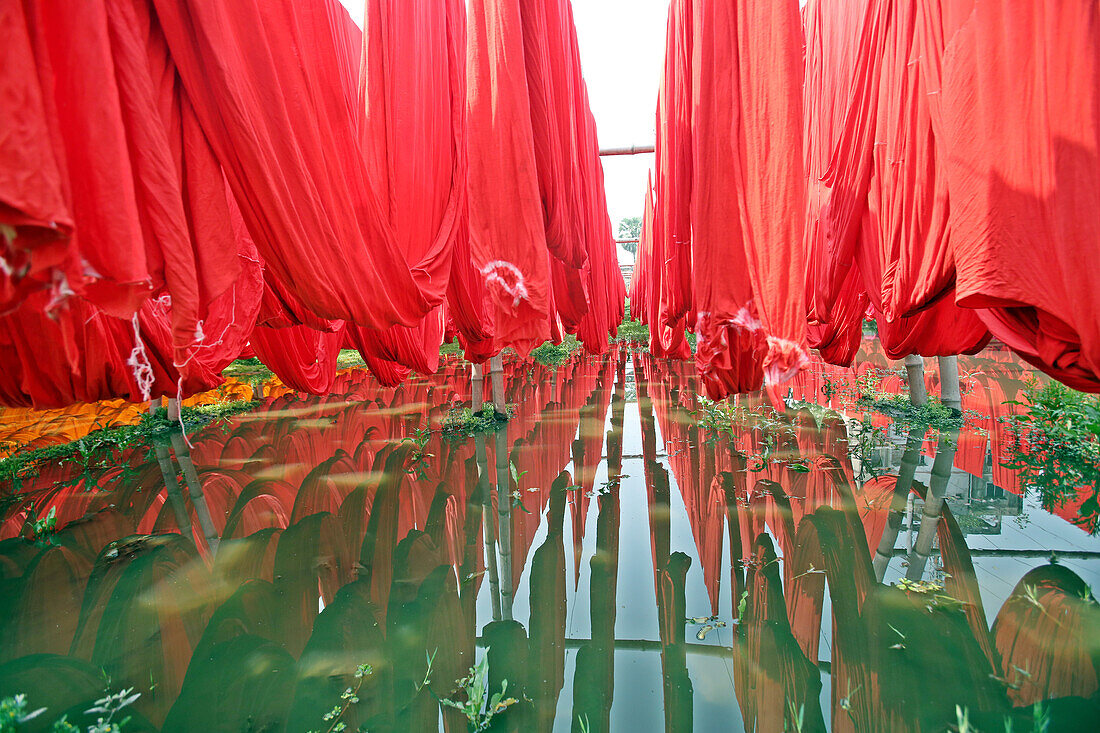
[732,306,764,332]
[127,314,155,401]
[175,378,194,449]
[480,260,529,308]
[763,336,811,386]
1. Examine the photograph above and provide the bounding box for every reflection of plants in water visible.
[307,663,373,733]
[955,701,1052,733]
[693,396,798,468]
[846,417,890,482]
[438,657,518,732]
[894,578,968,614]
[685,615,727,641]
[2,688,140,733]
[1003,380,1100,533]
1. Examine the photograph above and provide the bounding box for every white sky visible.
[337,0,668,230]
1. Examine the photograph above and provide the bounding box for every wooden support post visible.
[475,434,501,621]
[149,398,193,539]
[494,426,513,620]
[904,354,928,406]
[472,363,485,411]
[938,355,962,412]
[905,429,959,581]
[490,354,505,414]
[873,427,925,581]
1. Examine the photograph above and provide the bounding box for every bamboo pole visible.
[489,354,506,413]
[904,354,928,406]
[475,433,502,621]
[598,144,655,156]
[494,426,513,620]
[938,355,962,412]
[149,399,193,539]
[167,399,220,556]
[472,363,485,411]
[905,429,960,581]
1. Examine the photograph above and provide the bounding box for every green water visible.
[0,345,1097,732]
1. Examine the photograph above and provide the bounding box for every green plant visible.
[402,427,434,480]
[438,657,517,733]
[1,688,139,733]
[440,405,513,438]
[1003,380,1100,533]
[0,401,258,490]
[307,664,373,733]
[529,336,581,366]
[858,392,964,431]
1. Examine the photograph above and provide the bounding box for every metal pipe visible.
[598,144,656,157]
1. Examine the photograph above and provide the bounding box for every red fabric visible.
[653,0,694,329]
[351,0,470,377]
[150,0,431,329]
[467,0,623,360]
[939,0,1100,391]
[467,0,553,356]
[805,0,990,364]
[249,325,342,396]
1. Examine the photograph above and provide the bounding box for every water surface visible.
[0,344,1097,731]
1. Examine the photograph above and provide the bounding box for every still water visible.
[0,345,1097,731]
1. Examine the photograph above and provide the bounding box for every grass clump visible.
[441,405,513,438]
[529,335,581,366]
[0,401,257,488]
[1004,380,1100,532]
[858,393,964,431]
[614,317,649,344]
[221,357,273,381]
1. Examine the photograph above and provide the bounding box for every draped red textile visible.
[350,0,475,377]
[467,0,553,356]
[249,325,342,396]
[467,0,623,359]
[150,0,430,330]
[805,0,990,364]
[653,0,694,329]
[938,0,1100,391]
[0,0,266,407]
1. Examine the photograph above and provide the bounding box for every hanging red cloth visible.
[149,0,432,329]
[249,324,342,396]
[467,0,554,356]
[938,0,1100,391]
[0,0,73,311]
[653,0,694,330]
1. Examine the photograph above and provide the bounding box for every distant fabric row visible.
[0,0,625,407]
[631,0,1100,398]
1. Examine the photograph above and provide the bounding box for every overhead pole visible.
[598,144,656,157]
